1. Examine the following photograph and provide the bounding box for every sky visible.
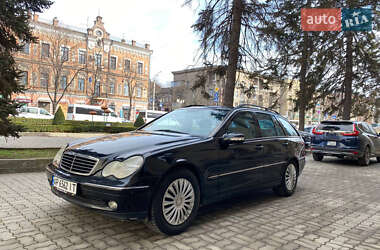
[38,0,202,87]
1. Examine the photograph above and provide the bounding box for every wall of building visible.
[14,15,152,121]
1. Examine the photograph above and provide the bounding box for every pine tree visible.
[190,0,265,107]
[52,106,65,125]
[0,0,52,137]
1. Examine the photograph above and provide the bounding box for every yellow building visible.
[14,14,152,120]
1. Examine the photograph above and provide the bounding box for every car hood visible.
[66,131,202,159]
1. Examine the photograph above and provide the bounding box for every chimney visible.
[33,14,39,22]
[145,43,150,50]
[131,40,136,46]
[53,17,59,26]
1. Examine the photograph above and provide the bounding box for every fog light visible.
[108,201,118,210]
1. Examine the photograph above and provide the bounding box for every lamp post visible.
[151,71,162,111]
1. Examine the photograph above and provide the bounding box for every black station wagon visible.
[46,105,306,235]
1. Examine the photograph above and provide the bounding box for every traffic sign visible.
[214,92,219,102]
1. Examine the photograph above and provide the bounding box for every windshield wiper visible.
[153,129,188,134]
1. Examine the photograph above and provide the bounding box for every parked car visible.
[66,104,122,123]
[299,130,311,149]
[304,126,315,134]
[311,120,380,165]
[46,104,306,235]
[17,106,54,119]
[372,123,380,134]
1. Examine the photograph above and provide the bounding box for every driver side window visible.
[226,112,258,139]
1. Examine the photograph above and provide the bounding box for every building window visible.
[78,78,85,92]
[40,72,48,88]
[110,56,117,70]
[136,86,142,97]
[78,50,86,64]
[41,43,50,58]
[20,71,28,86]
[124,84,129,96]
[61,46,69,62]
[95,54,102,66]
[21,43,29,54]
[124,59,130,72]
[137,62,143,74]
[110,82,114,94]
[60,76,67,89]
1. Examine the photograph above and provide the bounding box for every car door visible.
[253,112,289,184]
[211,111,264,195]
[27,107,38,118]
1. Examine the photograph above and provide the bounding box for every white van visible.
[66,104,122,123]
[144,110,167,123]
[17,107,54,119]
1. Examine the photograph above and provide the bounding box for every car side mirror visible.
[221,133,245,144]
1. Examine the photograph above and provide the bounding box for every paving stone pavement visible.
[0,156,379,250]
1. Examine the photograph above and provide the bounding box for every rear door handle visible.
[255,145,264,150]
[282,142,289,146]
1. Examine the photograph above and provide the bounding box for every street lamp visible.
[151,71,162,111]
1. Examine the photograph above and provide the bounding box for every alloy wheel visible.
[285,164,297,191]
[162,178,195,226]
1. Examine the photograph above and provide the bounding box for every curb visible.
[0,158,52,174]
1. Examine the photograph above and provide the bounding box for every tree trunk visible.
[128,97,133,120]
[342,32,353,120]
[222,0,243,107]
[298,32,310,131]
[52,102,57,115]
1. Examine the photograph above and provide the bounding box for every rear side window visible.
[76,107,103,116]
[255,112,279,137]
[67,107,73,113]
[317,122,353,132]
[277,117,299,136]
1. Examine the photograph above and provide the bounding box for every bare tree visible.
[38,25,85,113]
[86,46,104,105]
[122,64,141,120]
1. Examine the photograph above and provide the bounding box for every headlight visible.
[102,156,144,179]
[53,145,66,167]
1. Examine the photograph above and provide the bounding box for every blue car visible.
[311,120,380,166]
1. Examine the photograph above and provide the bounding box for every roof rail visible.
[235,104,279,114]
[184,105,205,108]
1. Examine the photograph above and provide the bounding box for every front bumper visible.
[46,164,151,220]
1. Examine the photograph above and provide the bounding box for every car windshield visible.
[141,108,229,137]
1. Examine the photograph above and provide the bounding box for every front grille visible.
[60,152,99,176]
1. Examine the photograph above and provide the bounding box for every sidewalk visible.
[0,132,107,149]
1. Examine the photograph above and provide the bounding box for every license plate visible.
[52,176,77,195]
[327,141,336,146]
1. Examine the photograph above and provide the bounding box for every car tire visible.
[358,146,370,166]
[313,153,324,161]
[147,169,200,235]
[273,163,298,197]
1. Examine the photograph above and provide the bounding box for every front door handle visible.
[255,145,264,150]
[282,142,289,146]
